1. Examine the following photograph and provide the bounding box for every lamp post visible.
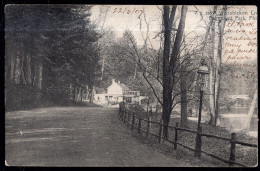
[196,59,209,130]
[195,59,209,157]
[146,95,149,115]
[123,91,125,107]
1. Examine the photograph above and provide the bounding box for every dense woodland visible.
[5,5,257,132]
[5,5,101,110]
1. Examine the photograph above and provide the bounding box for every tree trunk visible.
[86,85,89,100]
[74,86,77,101]
[214,6,227,125]
[78,87,82,102]
[10,54,15,82]
[26,55,32,85]
[101,57,105,81]
[69,83,73,99]
[156,100,159,113]
[80,88,83,102]
[89,86,94,104]
[180,65,188,127]
[243,88,257,131]
[32,64,37,86]
[134,62,137,79]
[208,6,217,125]
[162,5,176,139]
[35,57,43,90]
[169,5,188,130]
[162,76,173,138]
[162,5,187,139]
[20,52,26,84]
[81,88,84,101]
[14,55,21,84]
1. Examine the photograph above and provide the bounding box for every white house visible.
[94,79,146,104]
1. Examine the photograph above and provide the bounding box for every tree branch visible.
[142,71,163,106]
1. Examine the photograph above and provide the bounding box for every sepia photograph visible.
[4,5,258,167]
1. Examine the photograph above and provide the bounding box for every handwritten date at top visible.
[113,7,144,16]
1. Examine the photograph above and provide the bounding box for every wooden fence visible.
[118,104,257,167]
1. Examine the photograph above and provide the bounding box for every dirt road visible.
[5,106,192,166]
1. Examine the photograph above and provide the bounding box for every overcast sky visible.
[90,5,257,63]
[90,5,209,48]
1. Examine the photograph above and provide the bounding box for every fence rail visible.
[201,133,231,141]
[118,104,257,167]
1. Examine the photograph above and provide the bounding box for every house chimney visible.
[112,79,115,84]
[118,81,120,84]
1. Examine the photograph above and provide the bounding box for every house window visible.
[126,97,132,103]
[141,99,146,104]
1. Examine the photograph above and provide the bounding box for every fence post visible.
[146,116,151,137]
[138,117,141,134]
[229,133,237,166]
[158,119,163,144]
[126,111,129,126]
[121,108,124,121]
[128,111,131,126]
[122,109,125,123]
[119,104,121,117]
[124,109,127,124]
[131,112,135,130]
[194,127,202,158]
[174,122,179,150]
[121,105,123,118]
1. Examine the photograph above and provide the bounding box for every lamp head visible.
[197,59,209,75]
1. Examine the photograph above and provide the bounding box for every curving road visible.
[5,106,191,167]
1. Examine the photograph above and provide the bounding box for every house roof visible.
[117,83,130,91]
[106,79,131,91]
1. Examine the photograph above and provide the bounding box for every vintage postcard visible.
[5,5,257,167]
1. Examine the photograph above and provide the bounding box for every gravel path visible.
[5,106,192,167]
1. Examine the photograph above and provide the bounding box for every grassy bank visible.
[122,105,258,167]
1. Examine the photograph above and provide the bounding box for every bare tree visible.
[196,5,228,126]
[161,5,188,138]
[243,87,258,131]
[207,6,218,125]
[214,5,227,125]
